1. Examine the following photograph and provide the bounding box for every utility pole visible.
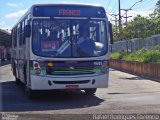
[118,0,122,41]
[120,9,132,53]
[121,9,132,27]
[118,0,121,26]
[111,14,118,33]
[111,14,118,26]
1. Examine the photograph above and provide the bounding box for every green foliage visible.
[110,46,160,63]
[111,0,160,62]
[113,0,160,41]
[150,0,160,18]
[155,45,160,51]
[123,49,160,62]
[109,52,126,59]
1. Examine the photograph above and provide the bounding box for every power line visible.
[111,14,119,26]
[130,0,143,9]
[106,12,114,21]
[110,0,119,13]
[121,9,132,26]
[121,0,143,17]
[133,1,156,10]
[133,0,154,8]
[110,14,119,40]
[106,0,112,11]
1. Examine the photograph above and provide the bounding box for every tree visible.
[150,0,160,18]
[112,0,160,42]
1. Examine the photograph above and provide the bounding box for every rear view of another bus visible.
[11,4,113,98]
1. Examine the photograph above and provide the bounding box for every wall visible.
[109,34,160,53]
[109,59,160,81]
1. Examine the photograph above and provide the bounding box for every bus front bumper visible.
[30,74,109,90]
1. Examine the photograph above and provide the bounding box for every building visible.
[0,29,11,61]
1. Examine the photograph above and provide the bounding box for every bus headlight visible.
[33,61,42,75]
[101,67,108,73]
[34,68,41,75]
[100,60,109,73]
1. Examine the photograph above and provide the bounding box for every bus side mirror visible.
[109,22,113,44]
[25,25,31,38]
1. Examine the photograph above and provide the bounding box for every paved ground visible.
[0,60,10,67]
[0,65,160,120]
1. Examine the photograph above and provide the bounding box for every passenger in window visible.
[77,28,95,57]
[59,33,65,45]
[77,29,90,45]
[41,28,48,41]
[48,30,58,40]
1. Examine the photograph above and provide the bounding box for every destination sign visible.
[58,9,81,16]
[33,5,106,18]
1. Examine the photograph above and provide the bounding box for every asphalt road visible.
[0,65,160,120]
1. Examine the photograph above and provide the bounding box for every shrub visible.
[109,52,126,59]
[110,46,160,63]
[123,48,160,62]
[155,45,160,51]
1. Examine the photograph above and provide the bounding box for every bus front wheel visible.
[85,88,97,95]
[15,77,21,85]
[13,64,21,85]
[25,86,36,99]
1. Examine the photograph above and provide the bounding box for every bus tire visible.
[85,88,97,95]
[13,63,17,76]
[25,86,36,99]
[15,77,21,85]
[14,64,21,85]
[13,66,16,76]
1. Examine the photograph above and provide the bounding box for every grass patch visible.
[110,46,160,62]
[109,52,126,59]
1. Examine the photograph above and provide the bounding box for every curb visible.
[0,64,11,69]
[110,67,160,83]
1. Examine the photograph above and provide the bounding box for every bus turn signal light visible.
[47,62,54,67]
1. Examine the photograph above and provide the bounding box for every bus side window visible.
[14,27,17,48]
[11,30,13,48]
[24,19,29,40]
[19,23,23,46]
[22,21,25,44]
[13,29,15,48]
[17,24,21,47]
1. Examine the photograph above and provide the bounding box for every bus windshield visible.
[32,19,108,58]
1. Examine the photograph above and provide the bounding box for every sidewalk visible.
[0,60,11,67]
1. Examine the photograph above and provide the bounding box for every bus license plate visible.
[65,85,79,90]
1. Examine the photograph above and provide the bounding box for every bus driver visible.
[77,27,95,57]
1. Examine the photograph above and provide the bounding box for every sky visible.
[0,0,158,32]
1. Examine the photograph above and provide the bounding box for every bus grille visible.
[46,66,95,76]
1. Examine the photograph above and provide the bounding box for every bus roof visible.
[12,4,106,29]
[32,3,103,7]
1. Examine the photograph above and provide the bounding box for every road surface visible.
[0,65,160,119]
